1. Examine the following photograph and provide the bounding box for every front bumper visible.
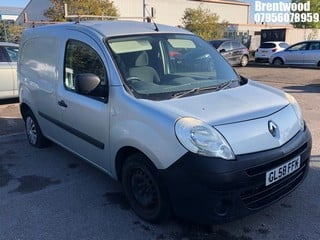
[160,126,312,224]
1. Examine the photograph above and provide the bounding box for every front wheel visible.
[24,110,49,148]
[121,153,171,223]
[273,58,284,66]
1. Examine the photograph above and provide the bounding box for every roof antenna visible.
[145,7,159,32]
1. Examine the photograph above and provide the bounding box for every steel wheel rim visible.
[274,59,282,65]
[130,168,158,209]
[241,56,248,66]
[26,116,37,145]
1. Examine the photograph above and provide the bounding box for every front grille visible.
[245,143,308,176]
[240,161,307,209]
[240,141,310,209]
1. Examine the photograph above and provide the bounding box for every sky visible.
[0,0,30,8]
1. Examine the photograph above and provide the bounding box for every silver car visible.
[0,42,19,99]
[269,40,320,67]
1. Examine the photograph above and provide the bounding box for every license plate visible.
[265,156,301,186]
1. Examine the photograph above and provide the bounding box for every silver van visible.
[18,21,312,224]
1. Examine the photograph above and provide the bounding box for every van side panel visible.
[19,33,60,139]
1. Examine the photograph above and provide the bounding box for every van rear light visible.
[272,48,278,52]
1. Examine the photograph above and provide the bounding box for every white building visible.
[113,0,250,25]
[0,6,23,21]
[16,0,250,26]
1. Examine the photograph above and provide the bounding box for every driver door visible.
[285,42,308,65]
[56,34,110,169]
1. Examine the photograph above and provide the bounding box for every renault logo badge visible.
[268,120,278,137]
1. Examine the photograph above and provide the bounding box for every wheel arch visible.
[20,102,33,120]
[115,146,156,182]
[272,57,284,65]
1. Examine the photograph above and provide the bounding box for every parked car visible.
[0,42,19,99]
[255,41,289,62]
[18,20,311,224]
[269,40,320,66]
[208,39,249,67]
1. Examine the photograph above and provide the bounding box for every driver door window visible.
[64,40,107,100]
[288,43,308,51]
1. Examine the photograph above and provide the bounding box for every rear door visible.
[56,32,110,169]
[231,41,244,64]
[259,42,276,59]
[219,41,233,64]
[304,41,320,65]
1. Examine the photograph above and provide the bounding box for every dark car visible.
[208,39,249,67]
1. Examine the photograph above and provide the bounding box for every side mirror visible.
[75,73,101,95]
[220,49,226,53]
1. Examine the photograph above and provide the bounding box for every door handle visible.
[58,100,68,108]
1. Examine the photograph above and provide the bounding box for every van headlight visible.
[285,93,305,131]
[175,117,235,160]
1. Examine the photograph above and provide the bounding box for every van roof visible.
[0,42,19,47]
[26,20,191,38]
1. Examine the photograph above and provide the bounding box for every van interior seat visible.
[129,51,160,84]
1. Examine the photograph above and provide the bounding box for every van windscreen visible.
[107,34,239,100]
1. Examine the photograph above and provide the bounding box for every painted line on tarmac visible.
[0,132,25,141]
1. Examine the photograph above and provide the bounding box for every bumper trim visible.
[160,127,312,224]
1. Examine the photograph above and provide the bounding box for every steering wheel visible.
[126,76,142,83]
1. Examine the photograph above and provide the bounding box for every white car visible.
[255,41,289,62]
[0,42,19,99]
[18,21,312,224]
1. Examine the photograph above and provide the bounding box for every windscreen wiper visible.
[172,79,239,99]
[218,79,239,90]
[172,87,202,99]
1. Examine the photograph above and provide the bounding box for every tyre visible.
[240,55,249,67]
[121,153,171,223]
[273,58,284,66]
[24,110,49,148]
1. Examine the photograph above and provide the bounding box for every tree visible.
[7,25,25,43]
[44,0,118,22]
[291,0,320,28]
[0,21,9,42]
[0,21,24,43]
[181,5,228,40]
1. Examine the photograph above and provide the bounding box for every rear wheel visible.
[240,55,249,67]
[121,153,171,223]
[24,110,49,148]
[273,58,284,66]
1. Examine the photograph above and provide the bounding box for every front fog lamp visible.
[175,117,235,160]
